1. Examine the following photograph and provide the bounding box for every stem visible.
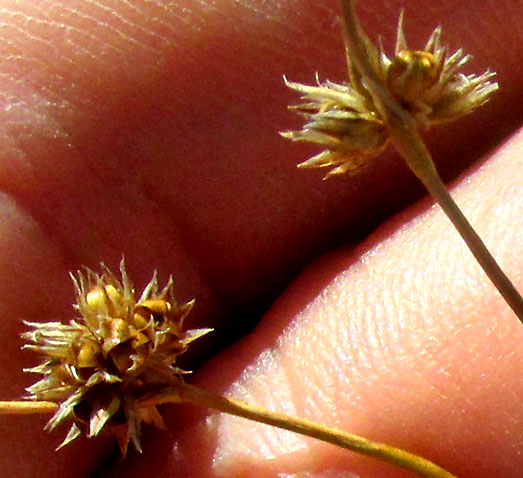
[144,383,458,478]
[417,152,523,321]
[339,0,523,322]
[0,400,57,415]
[2,389,458,476]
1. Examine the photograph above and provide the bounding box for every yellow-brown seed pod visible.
[387,50,441,103]
[22,260,212,455]
[282,11,498,176]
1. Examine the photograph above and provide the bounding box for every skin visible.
[0,0,521,477]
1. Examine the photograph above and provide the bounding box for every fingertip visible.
[174,127,523,478]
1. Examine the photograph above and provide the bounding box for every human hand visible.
[0,1,521,477]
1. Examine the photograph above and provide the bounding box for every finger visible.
[116,128,522,477]
[0,0,520,476]
[0,0,520,340]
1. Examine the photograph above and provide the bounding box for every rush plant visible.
[0,1,519,478]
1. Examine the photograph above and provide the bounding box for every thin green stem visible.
[339,0,523,322]
[144,383,458,478]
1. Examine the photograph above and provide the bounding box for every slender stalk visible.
[2,388,458,476]
[339,0,523,322]
[415,148,523,321]
[143,383,458,478]
[0,400,57,414]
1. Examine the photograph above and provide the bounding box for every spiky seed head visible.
[282,11,498,178]
[22,260,212,456]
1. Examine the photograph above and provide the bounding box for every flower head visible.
[22,261,212,455]
[282,11,498,178]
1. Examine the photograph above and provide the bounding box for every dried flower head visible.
[282,11,498,178]
[22,261,212,455]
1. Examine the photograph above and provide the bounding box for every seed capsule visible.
[23,261,213,455]
[388,50,440,103]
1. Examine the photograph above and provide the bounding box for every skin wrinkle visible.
[0,19,85,86]
[310,339,348,424]
[329,318,368,406]
[0,82,74,187]
[64,27,130,61]
[55,5,168,53]
[283,335,338,425]
[0,26,64,76]
[214,349,307,467]
[0,1,185,106]
[55,0,175,42]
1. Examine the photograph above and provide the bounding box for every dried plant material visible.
[22,261,212,456]
[7,261,457,478]
[6,257,458,476]
[282,11,498,178]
